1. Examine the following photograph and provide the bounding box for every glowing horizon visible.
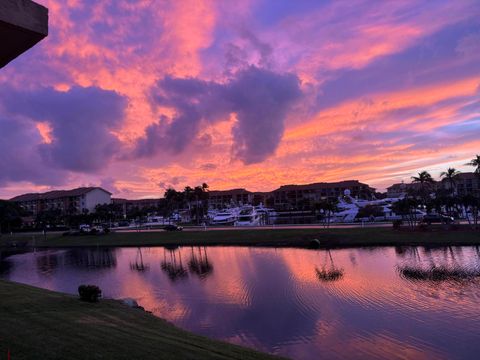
[1,0,479,199]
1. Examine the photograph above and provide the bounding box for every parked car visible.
[79,224,91,233]
[421,214,454,225]
[163,224,183,231]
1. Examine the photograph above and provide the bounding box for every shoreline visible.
[2,226,480,250]
[0,279,282,360]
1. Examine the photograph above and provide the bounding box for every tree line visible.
[392,155,480,228]
[0,183,211,233]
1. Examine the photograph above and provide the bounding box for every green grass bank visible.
[2,226,480,249]
[0,280,282,360]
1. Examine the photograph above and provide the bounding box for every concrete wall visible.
[84,189,112,213]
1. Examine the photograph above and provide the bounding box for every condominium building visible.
[112,198,164,214]
[272,180,375,209]
[208,188,253,208]
[11,187,112,215]
[386,181,441,198]
[442,172,480,196]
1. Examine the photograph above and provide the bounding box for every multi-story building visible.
[441,172,480,196]
[387,181,443,198]
[272,180,375,209]
[112,198,164,215]
[386,182,411,198]
[251,192,274,207]
[208,189,253,208]
[10,187,111,215]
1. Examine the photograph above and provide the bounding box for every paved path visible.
[116,222,393,233]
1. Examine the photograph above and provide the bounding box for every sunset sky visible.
[1,0,479,199]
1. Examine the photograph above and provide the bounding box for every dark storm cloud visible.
[1,86,126,173]
[136,66,302,164]
[226,66,302,164]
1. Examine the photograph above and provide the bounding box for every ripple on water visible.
[2,246,480,360]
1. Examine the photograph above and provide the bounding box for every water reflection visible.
[315,250,344,282]
[188,247,213,279]
[160,248,188,281]
[36,252,59,275]
[66,248,117,269]
[1,246,480,360]
[130,248,149,272]
[397,246,480,283]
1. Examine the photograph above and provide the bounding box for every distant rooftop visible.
[209,188,251,196]
[0,0,48,68]
[10,187,111,202]
[452,172,479,180]
[274,180,371,192]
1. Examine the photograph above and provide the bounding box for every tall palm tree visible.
[411,171,435,207]
[184,186,194,210]
[440,167,460,194]
[466,155,480,174]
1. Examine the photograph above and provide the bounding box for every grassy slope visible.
[2,226,480,249]
[0,280,282,360]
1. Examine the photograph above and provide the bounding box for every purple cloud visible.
[1,86,126,173]
[136,66,302,164]
[0,116,64,186]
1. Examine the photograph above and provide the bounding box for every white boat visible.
[254,205,277,218]
[212,210,237,225]
[236,206,261,226]
[144,216,167,226]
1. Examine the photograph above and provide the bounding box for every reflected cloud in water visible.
[2,246,480,359]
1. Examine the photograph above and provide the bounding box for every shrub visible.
[78,285,102,302]
[309,239,321,249]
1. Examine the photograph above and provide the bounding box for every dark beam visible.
[0,0,48,69]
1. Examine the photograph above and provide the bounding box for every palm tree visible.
[466,155,480,197]
[411,171,435,185]
[183,186,194,210]
[411,171,435,207]
[466,154,480,174]
[440,167,460,195]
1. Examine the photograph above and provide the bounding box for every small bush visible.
[78,285,102,302]
[392,220,403,229]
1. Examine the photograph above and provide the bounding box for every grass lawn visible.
[1,226,479,249]
[0,280,282,360]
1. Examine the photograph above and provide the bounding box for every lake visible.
[2,246,480,359]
